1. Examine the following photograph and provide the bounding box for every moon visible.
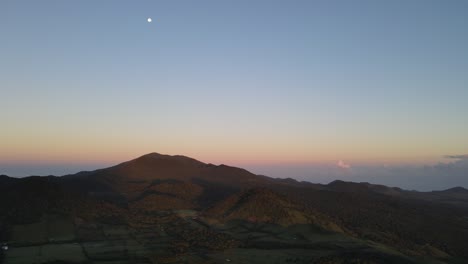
[147,18,152,23]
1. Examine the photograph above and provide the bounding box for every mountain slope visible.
[206,188,310,225]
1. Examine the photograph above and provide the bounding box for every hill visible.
[1,153,468,264]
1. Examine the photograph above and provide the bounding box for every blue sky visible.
[1,0,468,190]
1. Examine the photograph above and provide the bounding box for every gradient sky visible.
[1,1,468,189]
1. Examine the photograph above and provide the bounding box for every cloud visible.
[445,154,468,159]
[443,154,468,167]
[337,160,351,169]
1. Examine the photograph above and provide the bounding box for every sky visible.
[1,0,467,190]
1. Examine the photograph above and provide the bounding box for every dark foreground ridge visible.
[1,153,468,264]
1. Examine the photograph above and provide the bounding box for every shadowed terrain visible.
[1,153,468,264]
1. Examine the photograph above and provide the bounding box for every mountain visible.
[1,153,468,264]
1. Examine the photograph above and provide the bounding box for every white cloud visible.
[337,160,351,169]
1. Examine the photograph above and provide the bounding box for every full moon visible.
[147,18,152,23]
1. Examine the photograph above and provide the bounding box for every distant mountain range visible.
[1,153,468,264]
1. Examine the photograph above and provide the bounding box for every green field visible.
[4,243,85,264]
[10,220,47,246]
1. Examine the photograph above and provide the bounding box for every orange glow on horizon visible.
[0,146,448,168]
